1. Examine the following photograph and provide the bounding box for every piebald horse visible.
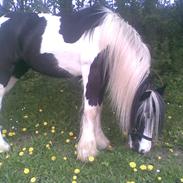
[0,6,165,161]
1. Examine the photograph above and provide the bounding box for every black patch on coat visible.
[60,5,106,43]
[86,50,108,106]
[0,11,72,87]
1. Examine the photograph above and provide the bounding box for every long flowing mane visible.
[97,7,151,133]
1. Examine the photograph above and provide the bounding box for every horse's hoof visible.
[0,142,10,153]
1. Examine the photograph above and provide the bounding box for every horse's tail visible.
[99,8,151,134]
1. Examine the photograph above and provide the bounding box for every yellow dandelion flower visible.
[2,129,7,134]
[35,123,39,128]
[61,130,64,134]
[43,122,48,126]
[24,168,30,174]
[51,129,55,133]
[22,128,27,132]
[29,147,34,152]
[147,164,154,171]
[19,151,24,156]
[133,168,138,172]
[0,162,3,166]
[39,109,43,112]
[169,148,173,153]
[157,176,162,181]
[157,156,162,160]
[69,132,74,136]
[74,151,77,155]
[30,177,37,183]
[35,130,39,134]
[51,126,55,130]
[22,147,26,151]
[46,144,51,149]
[23,115,28,119]
[51,156,56,161]
[139,164,147,170]
[6,154,10,159]
[180,178,183,182]
[66,139,70,143]
[73,175,77,180]
[88,156,95,162]
[72,181,77,183]
[63,156,67,160]
[129,162,136,168]
[74,168,80,174]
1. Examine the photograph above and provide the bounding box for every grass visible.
[0,71,183,183]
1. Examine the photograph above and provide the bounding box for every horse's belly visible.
[53,51,81,76]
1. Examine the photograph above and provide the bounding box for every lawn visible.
[0,71,182,183]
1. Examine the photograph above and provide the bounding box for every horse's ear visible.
[156,84,166,96]
[140,91,151,101]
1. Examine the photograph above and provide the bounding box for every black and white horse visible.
[0,6,165,161]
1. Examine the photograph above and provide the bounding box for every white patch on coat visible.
[0,84,10,152]
[0,17,9,27]
[39,14,101,76]
[5,76,18,94]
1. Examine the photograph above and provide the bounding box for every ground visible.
[0,71,182,183]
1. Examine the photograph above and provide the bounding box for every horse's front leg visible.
[77,102,98,161]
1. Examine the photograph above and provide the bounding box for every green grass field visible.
[0,71,182,183]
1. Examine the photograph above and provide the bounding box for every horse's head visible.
[129,85,166,154]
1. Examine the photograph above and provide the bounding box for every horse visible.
[0,6,165,161]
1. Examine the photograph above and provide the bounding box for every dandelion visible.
[133,168,138,172]
[51,129,55,133]
[69,132,74,137]
[24,168,30,174]
[23,115,28,119]
[35,130,39,134]
[22,147,27,151]
[168,116,172,119]
[157,176,162,181]
[139,164,147,170]
[169,148,174,153]
[29,147,34,154]
[74,168,80,174]
[66,139,70,143]
[180,178,183,182]
[19,151,24,156]
[73,175,77,180]
[61,130,64,134]
[72,181,77,183]
[63,156,67,160]
[88,156,95,162]
[2,129,7,134]
[22,128,27,132]
[147,164,154,171]
[30,177,37,183]
[129,162,137,168]
[157,156,162,160]
[51,155,57,161]
[39,109,43,112]
[35,123,39,128]
[43,122,48,126]
[46,144,51,149]
[0,162,3,167]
